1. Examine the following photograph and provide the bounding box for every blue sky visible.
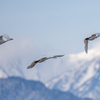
[1,0,100,55]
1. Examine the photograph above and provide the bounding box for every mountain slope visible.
[0,77,92,100]
[46,48,100,100]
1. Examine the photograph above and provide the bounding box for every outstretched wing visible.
[95,33,100,37]
[53,54,65,58]
[39,57,48,62]
[3,34,10,40]
[27,60,39,69]
[84,39,88,53]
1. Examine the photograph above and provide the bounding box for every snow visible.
[0,70,7,78]
[74,63,95,89]
[45,43,100,100]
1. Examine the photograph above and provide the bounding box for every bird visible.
[84,33,100,53]
[27,54,65,69]
[0,34,13,45]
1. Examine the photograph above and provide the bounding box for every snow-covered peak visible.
[46,45,100,100]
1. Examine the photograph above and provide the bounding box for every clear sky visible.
[1,0,100,55]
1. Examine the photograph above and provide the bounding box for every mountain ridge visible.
[0,76,93,100]
[46,48,100,100]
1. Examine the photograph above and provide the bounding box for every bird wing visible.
[0,35,4,43]
[91,34,96,37]
[84,39,88,53]
[39,57,48,62]
[3,34,10,40]
[27,60,39,69]
[53,54,65,58]
[95,33,100,36]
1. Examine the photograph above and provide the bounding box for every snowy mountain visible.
[0,39,100,100]
[46,48,100,100]
[0,77,92,100]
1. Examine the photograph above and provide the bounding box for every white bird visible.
[27,54,65,69]
[84,33,100,53]
[0,34,13,45]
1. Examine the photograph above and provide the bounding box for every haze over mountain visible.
[0,39,100,100]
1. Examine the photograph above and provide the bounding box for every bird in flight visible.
[27,54,65,69]
[84,33,100,53]
[0,34,13,45]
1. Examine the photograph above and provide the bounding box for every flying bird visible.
[84,33,100,53]
[27,54,65,69]
[0,34,13,45]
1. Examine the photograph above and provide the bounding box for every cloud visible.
[0,38,40,79]
[0,37,66,82]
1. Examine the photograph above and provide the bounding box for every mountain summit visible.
[46,47,100,100]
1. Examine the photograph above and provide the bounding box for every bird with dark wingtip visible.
[84,33,100,53]
[27,54,65,69]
